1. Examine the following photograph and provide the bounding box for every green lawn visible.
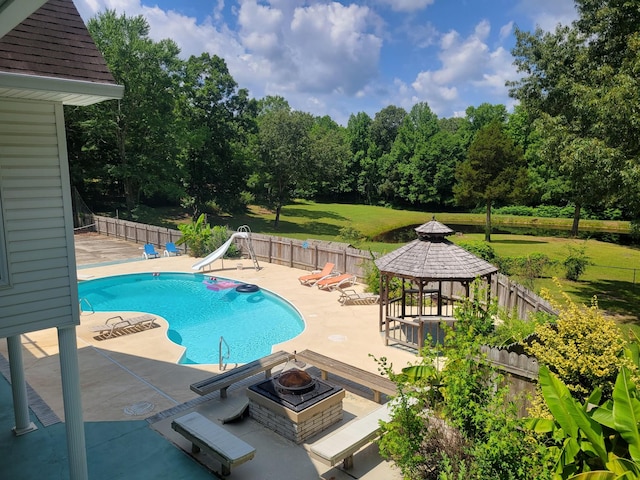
[143,200,640,327]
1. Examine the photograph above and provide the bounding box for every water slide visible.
[191,231,249,271]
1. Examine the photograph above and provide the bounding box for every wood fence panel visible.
[480,345,539,417]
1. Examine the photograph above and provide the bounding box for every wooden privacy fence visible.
[480,345,539,417]
[94,215,188,254]
[91,215,554,319]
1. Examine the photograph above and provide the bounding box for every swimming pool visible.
[77,272,305,364]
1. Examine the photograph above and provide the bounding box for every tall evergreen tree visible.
[454,121,528,241]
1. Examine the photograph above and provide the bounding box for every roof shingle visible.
[0,0,116,85]
[375,220,498,280]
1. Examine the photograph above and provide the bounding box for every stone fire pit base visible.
[247,389,345,443]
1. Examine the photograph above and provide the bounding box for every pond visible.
[373,223,637,246]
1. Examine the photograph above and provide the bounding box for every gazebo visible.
[374,218,498,350]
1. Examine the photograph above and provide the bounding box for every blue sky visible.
[75,0,577,124]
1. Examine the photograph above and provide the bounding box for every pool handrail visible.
[219,336,230,370]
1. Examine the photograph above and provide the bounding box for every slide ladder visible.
[237,225,260,271]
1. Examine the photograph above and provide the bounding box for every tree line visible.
[65,1,640,237]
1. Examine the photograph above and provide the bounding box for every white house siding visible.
[0,98,79,337]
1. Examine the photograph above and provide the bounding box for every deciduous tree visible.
[84,11,182,212]
[251,109,315,227]
[177,53,256,216]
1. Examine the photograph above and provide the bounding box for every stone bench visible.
[190,350,294,398]
[171,411,255,477]
[309,402,393,469]
[294,349,396,403]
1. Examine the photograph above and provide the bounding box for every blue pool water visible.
[78,272,305,364]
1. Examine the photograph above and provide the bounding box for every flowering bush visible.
[526,282,630,403]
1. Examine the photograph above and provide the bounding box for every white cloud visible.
[376,0,435,13]
[235,1,383,96]
[499,21,513,41]
[432,21,490,85]
[397,19,518,116]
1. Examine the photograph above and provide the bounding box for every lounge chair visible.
[143,243,160,259]
[316,273,356,291]
[89,314,156,338]
[337,287,380,306]
[120,314,156,329]
[164,242,180,256]
[298,262,335,286]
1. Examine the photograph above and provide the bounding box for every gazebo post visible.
[378,273,385,332]
[400,279,406,319]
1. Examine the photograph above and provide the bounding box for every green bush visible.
[176,213,212,257]
[211,225,241,258]
[487,308,553,347]
[362,251,402,295]
[377,282,548,479]
[338,226,364,246]
[528,365,640,478]
[457,240,497,262]
[526,283,631,404]
[563,244,590,281]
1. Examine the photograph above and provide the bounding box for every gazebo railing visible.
[385,296,442,322]
[382,295,460,333]
[384,315,456,350]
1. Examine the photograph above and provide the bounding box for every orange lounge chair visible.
[298,262,335,286]
[316,273,356,291]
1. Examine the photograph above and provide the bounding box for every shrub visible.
[563,243,590,281]
[457,240,496,262]
[528,365,640,478]
[488,308,553,347]
[338,226,364,246]
[509,253,557,289]
[362,250,402,295]
[377,281,548,479]
[176,213,212,257]
[526,282,630,404]
[211,225,240,258]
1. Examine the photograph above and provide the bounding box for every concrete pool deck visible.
[0,233,419,479]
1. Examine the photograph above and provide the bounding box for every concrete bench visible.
[294,349,396,403]
[190,350,294,398]
[171,411,255,477]
[310,402,393,469]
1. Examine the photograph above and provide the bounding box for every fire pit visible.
[247,368,345,443]
[277,368,315,393]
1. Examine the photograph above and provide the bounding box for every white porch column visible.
[57,325,88,480]
[6,335,37,435]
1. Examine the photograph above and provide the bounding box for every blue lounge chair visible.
[164,242,181,256]
[143,243,160,259]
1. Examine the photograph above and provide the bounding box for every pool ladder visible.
[79,297,94,313]
[219,336,230,370]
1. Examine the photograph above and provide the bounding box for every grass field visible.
[132,201,640,327]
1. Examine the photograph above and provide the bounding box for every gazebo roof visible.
[374,219,498,280]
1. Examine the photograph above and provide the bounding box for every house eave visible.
[0,71,124,105]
